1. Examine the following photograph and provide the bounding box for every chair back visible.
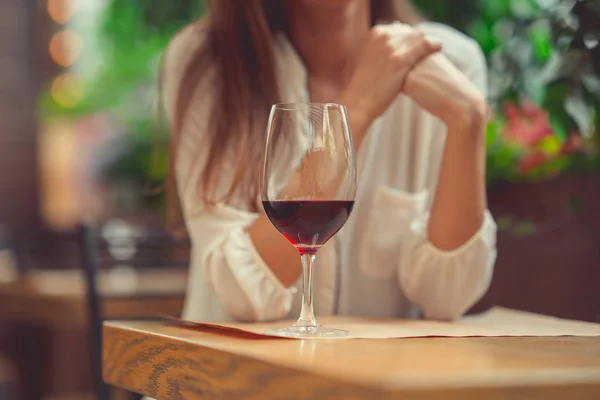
[0,225,21,283]
[0,352,17,400]
[79,220,189,400]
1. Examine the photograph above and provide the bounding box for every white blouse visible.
[163,21,497,323]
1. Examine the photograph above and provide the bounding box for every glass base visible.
[265,325,348,338]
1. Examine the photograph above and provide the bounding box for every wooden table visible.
[103,320,600,400]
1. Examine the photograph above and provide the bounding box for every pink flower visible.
[517,152,548,173]
[561,132,583,154]
[503,103,519,119]
[521,101,542,119]
[503,101,553,146]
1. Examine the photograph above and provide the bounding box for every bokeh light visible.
[51,73,84,108]
[49,30,82,67]
[47,0,80,25]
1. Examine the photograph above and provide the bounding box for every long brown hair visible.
[165,0,422,230]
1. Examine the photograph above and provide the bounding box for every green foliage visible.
[485,116,520,182]
[40,0,204,120]
[38,0,204,210]
[40,0,599,200]
[416,0,600,184]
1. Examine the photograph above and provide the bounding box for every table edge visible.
[103,321,600,393]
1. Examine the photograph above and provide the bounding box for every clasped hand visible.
[339,23,487,144]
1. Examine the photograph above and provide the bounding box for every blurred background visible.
[0,0,598,399]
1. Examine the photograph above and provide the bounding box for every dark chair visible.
[0,356,16,400]
[0,226,19,400]
[0,225,21,282]
[79,221,189,400]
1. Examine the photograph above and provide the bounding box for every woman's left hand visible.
[403,52,488,135]
[404,48,490,253]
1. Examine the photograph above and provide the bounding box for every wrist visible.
[445,94,488,141]
[337,92,372,147]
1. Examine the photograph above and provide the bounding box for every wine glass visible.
[260,103,357,338]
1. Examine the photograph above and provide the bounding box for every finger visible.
[389,21,413,36]
[425,36,443,53]
[389,29,419,60]
[402,32,442,67]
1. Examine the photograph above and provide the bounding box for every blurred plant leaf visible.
[534,0,561,9]
[467,19,497,53]
[583,32,600,50]
[537,51,563,84]
[513,220,536,236]
[486,116,502,145]
[529,19,553,61]
[540,135,562,155]
[549,0,578,31]
[523,67,547,104]
[481,0,512,19]
[508,36,535,67]
[549,115,568,141]
[539,50,588,84]
[582,70,600,95]
[493,19,516,42]
[565,88,593,138]
[496,215,515,231]
[510,0,540,18]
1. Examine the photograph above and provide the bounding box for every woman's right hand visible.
[338,23,442,147]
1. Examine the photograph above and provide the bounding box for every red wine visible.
[262,200,354,254]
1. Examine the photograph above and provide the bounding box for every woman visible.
[162,0,497,323]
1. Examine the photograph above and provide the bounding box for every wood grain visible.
[103,321,600,400]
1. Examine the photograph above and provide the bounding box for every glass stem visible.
[296,253,317,327]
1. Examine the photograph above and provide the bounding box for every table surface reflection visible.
[103,319,600,400]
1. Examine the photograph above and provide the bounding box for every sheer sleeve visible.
[359,185,496,321]
[162,24,294,322]
[404,24,496,320]
[360,24,497,320]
